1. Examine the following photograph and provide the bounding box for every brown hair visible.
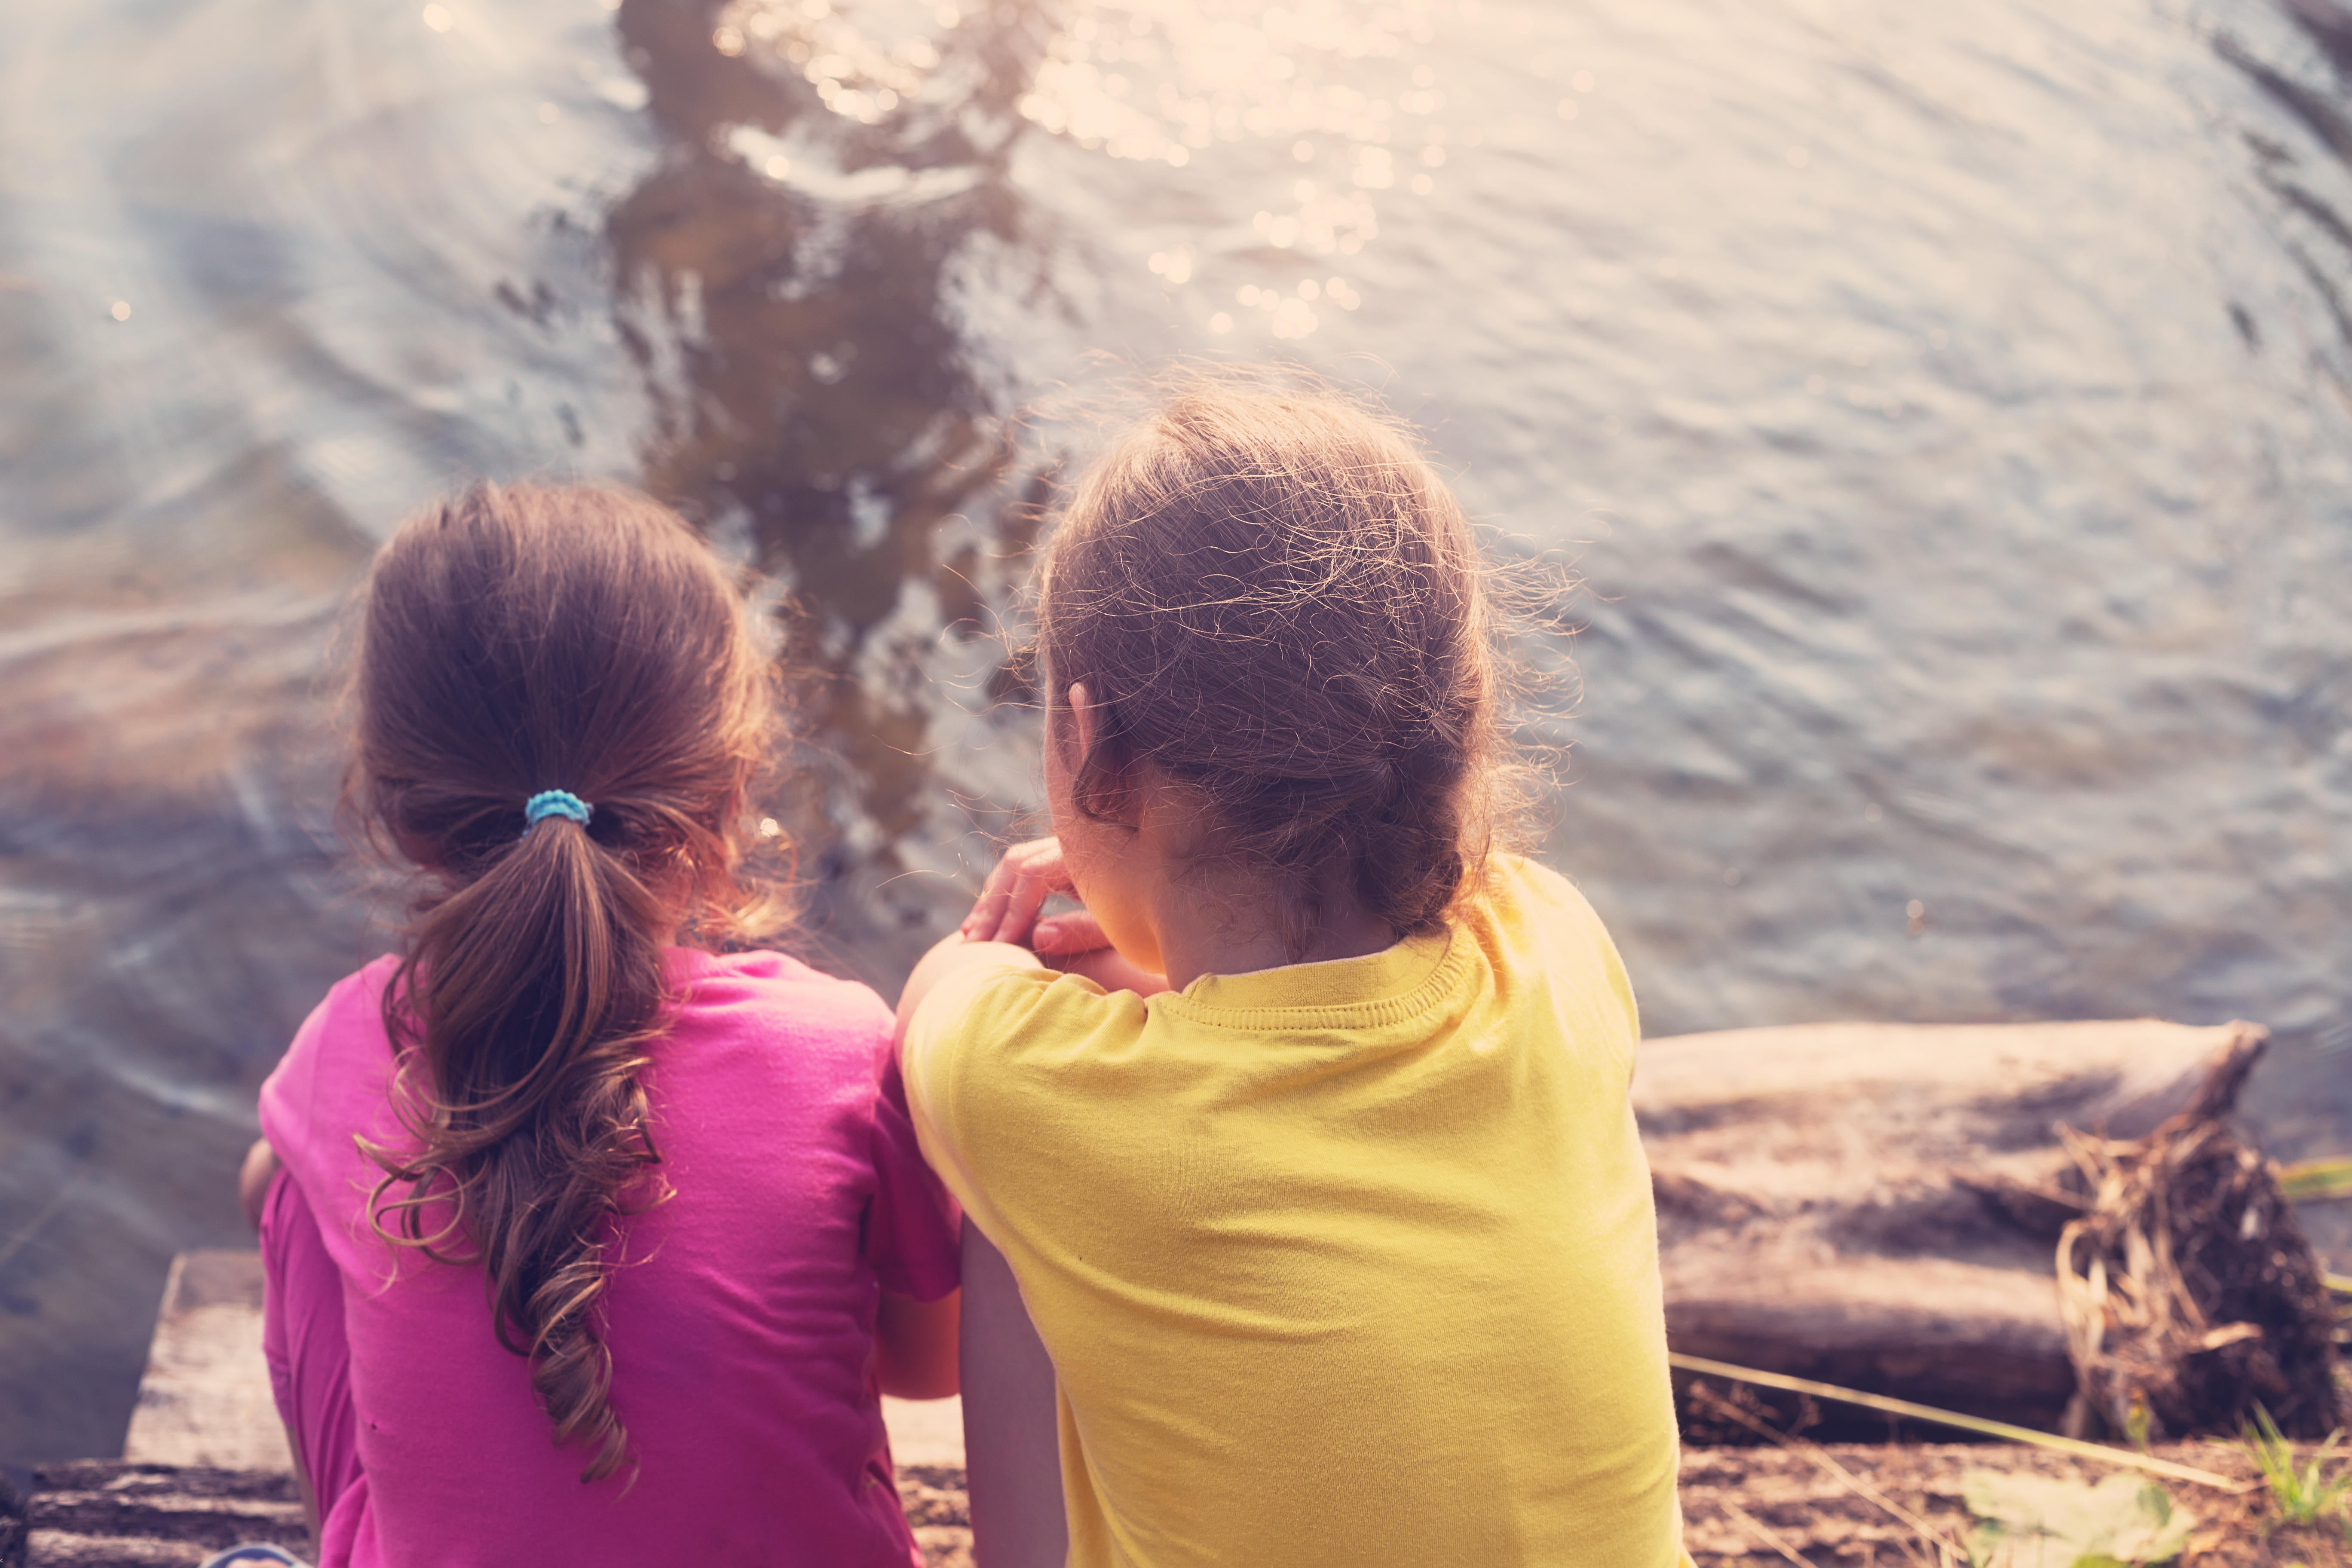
[1040,380,1512,957]
[349,482,786,1482]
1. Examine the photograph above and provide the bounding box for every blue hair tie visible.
[523,790,594,833]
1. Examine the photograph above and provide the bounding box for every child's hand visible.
[961,838,1106,957]
[961,838,1067,947]
[238,1137,280,1232]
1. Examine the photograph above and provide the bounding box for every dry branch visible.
[2052,1031,2343,1439]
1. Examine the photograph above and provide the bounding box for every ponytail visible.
[351,484,784,1481]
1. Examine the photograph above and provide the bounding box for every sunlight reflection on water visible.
[2,0,2351,1461]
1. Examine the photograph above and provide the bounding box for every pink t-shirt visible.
[258,948,960,1568]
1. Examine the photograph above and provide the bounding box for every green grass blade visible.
[2282,1158,2352,1202]
[1667,1353,2250,1491]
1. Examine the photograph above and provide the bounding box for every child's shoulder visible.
[1478,851,1607,931]
[673,946,895,1047]
[903,959,1142,1108]
[922,962,1131,1046]
[291,954,403,1057]
[1473,851,1639,1047]
[261,956,406,1148]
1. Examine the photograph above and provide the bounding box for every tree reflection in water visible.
[608,0,1057,976]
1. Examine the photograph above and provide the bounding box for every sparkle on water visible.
[705,0,1472,337]
[2,0,2351,1468]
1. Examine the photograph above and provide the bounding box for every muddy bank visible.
[28,1231,2343,1567]
[15,1445,2351,1568]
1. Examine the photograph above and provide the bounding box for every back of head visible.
[352,481,782,1482]
[1041,381,1506,956]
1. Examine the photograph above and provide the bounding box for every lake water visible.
[3,0,2349,1462]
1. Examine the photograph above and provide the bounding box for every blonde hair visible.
[1041,380,1511,956]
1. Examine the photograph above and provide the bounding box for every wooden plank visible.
[27,1461,304,1566]
[122,1251,969,1474]
[119,1253,290,1473]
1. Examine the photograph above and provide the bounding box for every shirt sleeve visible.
[258,962,393,1207]
[898,962,1080,1243]
[864,1033,963,1301]
[1505,854,1642,1080]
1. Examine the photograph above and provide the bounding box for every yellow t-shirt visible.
[904,854,1690,1568]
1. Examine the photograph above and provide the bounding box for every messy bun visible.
[1041,381,1508,957]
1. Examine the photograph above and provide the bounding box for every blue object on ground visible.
[198,1546,307,1568]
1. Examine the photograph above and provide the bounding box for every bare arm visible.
[1048,940,1169,998]
[236,1134,318,1552]
[238,1137,279,1231]
[876,1289,961,1400]
[961,838,1168,998]
[903,843,1136,1565]
[960,1219,1069,1568]
[882,932,1034,1410]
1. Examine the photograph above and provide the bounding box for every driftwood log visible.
[1638,1018,2279,1436]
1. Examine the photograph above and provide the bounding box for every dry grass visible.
[1678,1436,2350,1567]
[2053,1031,2342,1444]
[900,1432,2350,1568]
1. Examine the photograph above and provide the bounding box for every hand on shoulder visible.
[942,837,1170,999]
[960,836,1105,958]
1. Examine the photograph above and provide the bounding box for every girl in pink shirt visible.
[234,484,960,1568]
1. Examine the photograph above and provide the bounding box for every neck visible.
[1147,867,1396,992]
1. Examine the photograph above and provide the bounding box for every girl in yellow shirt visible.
[897,380,1693,1568]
